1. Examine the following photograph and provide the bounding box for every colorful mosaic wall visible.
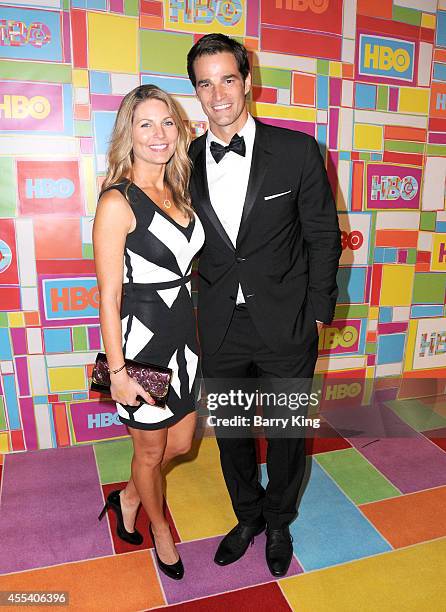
[0,0,445,453]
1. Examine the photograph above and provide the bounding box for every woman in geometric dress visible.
[93,85,204,580]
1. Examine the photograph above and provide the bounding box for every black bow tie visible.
[209,134,246,163]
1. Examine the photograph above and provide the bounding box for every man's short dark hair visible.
[187,33,250,88]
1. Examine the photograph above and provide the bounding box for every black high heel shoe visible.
[98,490,143,546]
[149,525,184,580]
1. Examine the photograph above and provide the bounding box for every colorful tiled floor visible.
[1,398,446,611]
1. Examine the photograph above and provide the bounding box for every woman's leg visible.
[162,411,197,466]
[120,412,197,531]
[121,411,197,563]
[128,426,181,564]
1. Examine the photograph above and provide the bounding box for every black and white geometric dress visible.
[105,181,205,430]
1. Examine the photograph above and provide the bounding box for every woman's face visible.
[131,98,179,167]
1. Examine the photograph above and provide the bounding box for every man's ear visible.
[244,72,252,96]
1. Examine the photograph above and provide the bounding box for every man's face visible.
[193,51,251,135]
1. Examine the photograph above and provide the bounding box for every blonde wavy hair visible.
[101,84,193,219]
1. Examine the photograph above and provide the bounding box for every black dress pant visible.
[201,305,319,529]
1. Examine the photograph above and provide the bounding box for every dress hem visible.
[118,405,196,431]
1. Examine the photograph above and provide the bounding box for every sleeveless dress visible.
[105,181,205,430]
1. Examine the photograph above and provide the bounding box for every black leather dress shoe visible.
[214,521,266,566]
[265,527,293,577]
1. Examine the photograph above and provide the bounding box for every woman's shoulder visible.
[96,181,134,220]
[100,179,131,198]
[98,179,135,205]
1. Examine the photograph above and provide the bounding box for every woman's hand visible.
[110,369,155,406]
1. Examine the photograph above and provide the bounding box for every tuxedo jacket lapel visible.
[193,144,234,252]
[236,121,271,247]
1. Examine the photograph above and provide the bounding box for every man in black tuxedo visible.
[187,34,341,576]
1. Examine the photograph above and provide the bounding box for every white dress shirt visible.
[206,114,256,304]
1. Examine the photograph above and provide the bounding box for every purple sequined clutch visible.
[90,352,172,407]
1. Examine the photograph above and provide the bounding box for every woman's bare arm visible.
[93,189,153,406]
[93,189,131,370]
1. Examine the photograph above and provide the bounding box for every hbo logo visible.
[0,94,50,119]
[169,0,243,25]
[25,178,75,199]
[341,231,364,251]
[364,44,410,72]
[325,383,362,401]
[371,175,418,201]
[275,0,329,12]
[87,412,121,428]
[319,325,358,350]
[50,286,99,312]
